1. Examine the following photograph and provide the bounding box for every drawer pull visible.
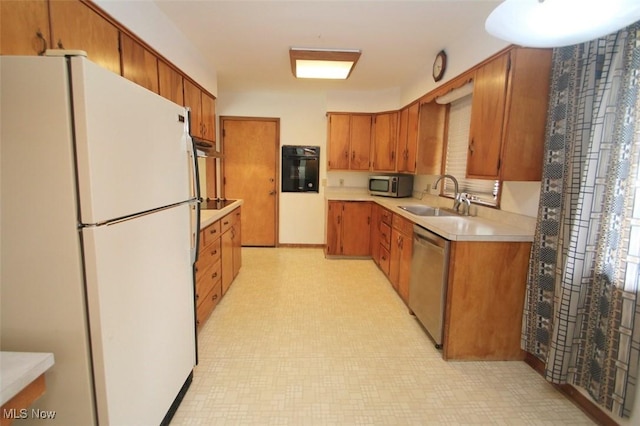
[223,220,229,225]
[209,229,217,235]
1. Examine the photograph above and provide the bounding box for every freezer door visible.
[82,203,196,425]
[70,56,195,224]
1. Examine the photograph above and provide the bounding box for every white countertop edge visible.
[325,190,534,243]
[199,199,243,229]
[1,352,55,405]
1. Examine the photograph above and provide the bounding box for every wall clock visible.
[432,50,447,82]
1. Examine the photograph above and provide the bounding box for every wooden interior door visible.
[221,117,278,247]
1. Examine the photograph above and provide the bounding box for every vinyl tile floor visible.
[171,247,595,425]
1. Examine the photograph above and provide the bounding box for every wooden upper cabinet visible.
[183,79,216,143]
[416,101,448,175]
[349,114,372,170]
[500,48,552,181]
[183,79,203,138]
[326,113,372,171]
[372,111,398,172]
[49,0,120,74]
[467,53,509,179]
[201,92,216,143]
[327,114,350,170]
[120,33,159,94]
[397,102,419,173]
[466,47,552,181]
[0,0,50,56]
[158,60,184,105]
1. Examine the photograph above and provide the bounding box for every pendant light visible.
[485,0,640,48]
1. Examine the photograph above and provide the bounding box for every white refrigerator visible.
[1,54,199,425]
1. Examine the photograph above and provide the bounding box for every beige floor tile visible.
[171,248,595,425]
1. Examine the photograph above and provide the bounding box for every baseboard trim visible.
[523,353,619,426]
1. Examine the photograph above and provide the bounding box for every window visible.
[442,95,499,206]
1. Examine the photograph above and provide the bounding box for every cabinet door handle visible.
[391,151,395,160]
[36,30,47,55]
[212,249,218,256]
[351,151,356,160]
[469,139,475,155]
[57,39,64,49]
[344,151,349,158]
[212,271,218,279]
[212,293,218,301]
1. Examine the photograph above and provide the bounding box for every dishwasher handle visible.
[413,225,449,250]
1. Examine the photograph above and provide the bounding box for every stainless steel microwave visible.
[369,175,413,198]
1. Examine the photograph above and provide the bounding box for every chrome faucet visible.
[458,192,472,216]
[433,174,462,212]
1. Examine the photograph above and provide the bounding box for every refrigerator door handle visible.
[190,200,201,265]
[183,109,201,265]
[184,120,201,202]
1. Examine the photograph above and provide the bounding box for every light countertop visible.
[1,352,55,405]
[200,199,243,229]
[325,189,535,242]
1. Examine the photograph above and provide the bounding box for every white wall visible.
[401,24,509,105]
[94,0,217,95]
[217,91,328,245]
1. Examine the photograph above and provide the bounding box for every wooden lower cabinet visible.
[221,207,242,295]
[195,207,242,331]
[325,201,372,256]
[443,241,531,360]
[389,214,413,303]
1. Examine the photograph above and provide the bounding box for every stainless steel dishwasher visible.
[409,225,450,349]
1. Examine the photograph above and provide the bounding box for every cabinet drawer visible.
[195,238,221,272]
[380,208,393,225]
[202,221,221,247]
[196,258,221,304]
[379,246,390,276]
[196,281,221,332]
[220,212,234,234]
[392,213,414,235]
[380,222,391,250]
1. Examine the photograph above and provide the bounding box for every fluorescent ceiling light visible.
[289,48,361,80]
[485,0,640,48]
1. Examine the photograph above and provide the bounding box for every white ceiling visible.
[153,0,503,93]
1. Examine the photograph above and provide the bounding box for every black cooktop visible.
[200,198,237,210]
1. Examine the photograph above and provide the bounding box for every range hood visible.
[192,136,223,158]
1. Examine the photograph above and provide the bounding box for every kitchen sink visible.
[398,205,458,217]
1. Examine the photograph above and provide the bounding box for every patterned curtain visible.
[522,22,640,418]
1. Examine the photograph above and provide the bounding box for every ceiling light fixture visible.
[289,48,361,80]
[485,0,640,48]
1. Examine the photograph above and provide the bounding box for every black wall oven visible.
[281,145,320,193]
